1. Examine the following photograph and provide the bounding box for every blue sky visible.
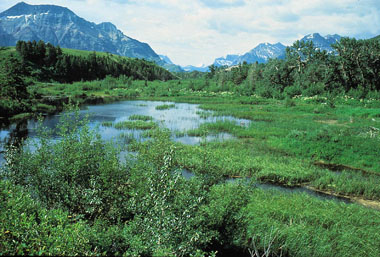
[1,0,379,66]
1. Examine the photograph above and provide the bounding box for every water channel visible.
[0,100,250,165]
[0,100,361,206]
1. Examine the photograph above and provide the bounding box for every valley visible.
[1,1,380,257]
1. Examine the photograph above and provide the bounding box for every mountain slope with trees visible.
[0,40,175,118]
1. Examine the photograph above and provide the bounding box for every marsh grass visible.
[118,132,136,144]
[196,110,214,119]
[101,121,113,127]
[173,130,186,138]
[114,120,157,130]
[128,114,153,121]
[241,187,380,257]
[155,104,175,110]
[186,120,240,137]
[311,170,380,200]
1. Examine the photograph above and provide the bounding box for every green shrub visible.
[4,111,131,222]
[0,180,93,256]
[285,85,302,98]
[302,82,325,97]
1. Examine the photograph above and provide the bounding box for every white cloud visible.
[0,0,379,66]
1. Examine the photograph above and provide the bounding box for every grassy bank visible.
[2,112,380,256]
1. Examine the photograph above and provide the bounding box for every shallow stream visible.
[0,100,364,207]
[0,100,249,165]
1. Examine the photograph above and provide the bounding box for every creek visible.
[0,100,368,207]
[0,100,249,165]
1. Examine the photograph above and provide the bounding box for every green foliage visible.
[0,180,92,256]
[15,40,175,83]
[0,54,30,116]
[2,103,380,256]
[2,35,380,257]
[5,111,130,222]
[239,189,380,257]
[200,183,253,248]
[203,36,380,99]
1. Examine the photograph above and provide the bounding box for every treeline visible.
[208,37,380,98]
[15,40,175,83]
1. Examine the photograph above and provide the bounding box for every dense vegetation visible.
[1,35,380,256]
[206,37,380,98]
[15,40,175,83]
[2,109,380,256]
[0,41,174,119]
[1,111,380,256]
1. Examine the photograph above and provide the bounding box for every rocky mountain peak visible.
[0,2,161,62]
[300,33,341,52]
[97,22,118,32]
[0,2,74,17]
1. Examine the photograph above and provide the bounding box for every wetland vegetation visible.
[1,37,380,256]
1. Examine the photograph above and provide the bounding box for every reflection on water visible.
[0,100,250,165]
[0,120,29,166]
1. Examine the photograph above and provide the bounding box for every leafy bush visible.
[4,111,131,222]
[0,180,93,256]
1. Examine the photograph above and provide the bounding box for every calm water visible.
[0,100,250,166]
[0,100,355,206]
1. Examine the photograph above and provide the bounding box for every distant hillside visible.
[158,55,184,72]
[0,2,162,63]
[372,35,380,41]
[1,41,175,82]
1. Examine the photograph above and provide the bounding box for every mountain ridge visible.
[0,2,164,64]
[207,33,342,70]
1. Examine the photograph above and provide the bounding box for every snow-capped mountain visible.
[300,33,341,52]
[159,55,173,65]
[212,33,342,67]
[157,55,184,72]
[236,42,286,64]
[213,54,240,67]
[0,2,161,62]
[181,64,209,72]
[213,42,286,67]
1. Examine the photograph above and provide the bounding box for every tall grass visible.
[128,114,153,121]
[155,104,175,110]
[114,120,157,130]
